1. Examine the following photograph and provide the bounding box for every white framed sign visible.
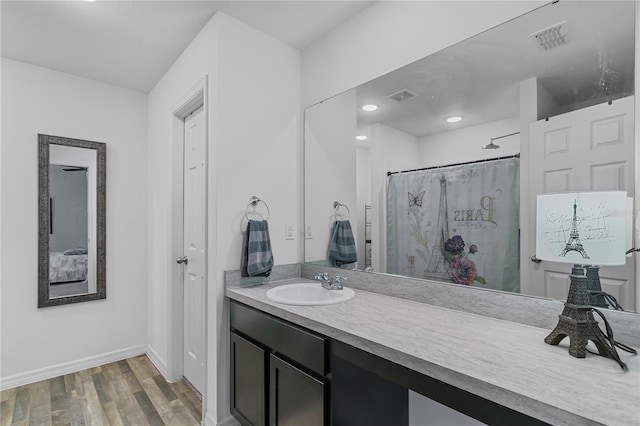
[536,191,627,266]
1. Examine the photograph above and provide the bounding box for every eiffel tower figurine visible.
[544,265,608,358]
[559,200,590,259]
[424,175,450,279]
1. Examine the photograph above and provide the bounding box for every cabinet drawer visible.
[230,301,326,376]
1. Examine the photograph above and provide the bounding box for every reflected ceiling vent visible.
[386,89,417,102]
[530,21,567,51]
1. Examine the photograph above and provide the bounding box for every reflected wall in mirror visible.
[304,1,638,312]
[38,134,106,307]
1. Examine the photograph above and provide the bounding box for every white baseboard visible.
[0,344,146,391]
[145,344,169,380]
[204,412,240,426]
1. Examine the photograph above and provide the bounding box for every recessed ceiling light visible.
[362,104,378,112]
[355,135,368,141]
[447,116,462,123]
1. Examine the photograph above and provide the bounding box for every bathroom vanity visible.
[230,301,327,425]
[226,271,640,426]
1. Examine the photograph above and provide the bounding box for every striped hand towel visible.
[241,220,274,277]
[328,220,357,267]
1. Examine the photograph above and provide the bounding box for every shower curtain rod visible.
[490,131,520,142]
[387,153,520,177]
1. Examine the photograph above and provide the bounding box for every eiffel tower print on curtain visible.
[559,200,590,259]
[425,175,450,279]
[386,157,520,292]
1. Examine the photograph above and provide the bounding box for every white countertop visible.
[226,280,640,426]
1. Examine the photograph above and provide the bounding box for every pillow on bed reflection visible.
[63,248,88,256]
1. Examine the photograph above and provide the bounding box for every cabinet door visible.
[269,354,325,426]
[231,332,267,426]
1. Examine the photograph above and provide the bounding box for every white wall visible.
[302,1,546,107]
[215,13,301,423]
[304,89,357,264]
[369,124,419,272]
[147,10,301,424]
[418,117,520,167]
[0,58,148,387]
[356,144,372,270]
[215,13,301,271]
[146,7,219,386]
[146,12,220,423]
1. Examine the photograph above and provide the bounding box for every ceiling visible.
[0,0,374,93]
[3,0,634,135]
[355,0,635,138]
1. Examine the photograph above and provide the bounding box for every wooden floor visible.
[0,355,202,426]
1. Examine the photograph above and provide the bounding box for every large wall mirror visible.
[38,134,106,307]
[304,1,638,312]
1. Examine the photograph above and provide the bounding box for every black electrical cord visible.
[625,248,640,255]
[585,308,637,371]
[589,291,624,311]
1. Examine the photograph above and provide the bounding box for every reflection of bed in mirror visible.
[49,249,89,298]
[49,249,88,284]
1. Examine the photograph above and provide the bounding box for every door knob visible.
[176,256,188,265]
[530,255,542,263]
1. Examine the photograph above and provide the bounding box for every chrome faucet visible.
[314,272,347,290]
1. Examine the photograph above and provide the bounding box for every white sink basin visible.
[266,283,355,306]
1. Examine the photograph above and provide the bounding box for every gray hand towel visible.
[328,220,357,266]
[241,220,274,277]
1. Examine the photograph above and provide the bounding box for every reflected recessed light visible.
[355,135,368,141]
[362,104,378,112]
[447,116,462,123]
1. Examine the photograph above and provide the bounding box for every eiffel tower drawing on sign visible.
[425,175,450,279]
[559,200,590,259]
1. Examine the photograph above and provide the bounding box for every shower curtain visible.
[387,157,520,292]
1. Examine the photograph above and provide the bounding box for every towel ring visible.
[333,201,350,219]
[245,196,270,221]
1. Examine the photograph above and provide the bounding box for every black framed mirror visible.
[38,134,106,307]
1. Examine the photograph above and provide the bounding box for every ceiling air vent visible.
[386,89,417,102]
[530,21,567,51]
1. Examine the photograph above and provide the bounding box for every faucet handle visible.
[315,272,329,281]
[334,274,347,284]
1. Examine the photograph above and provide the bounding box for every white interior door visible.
[527,96,635,310]
[182,105,205,393]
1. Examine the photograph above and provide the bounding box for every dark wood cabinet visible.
[229,299,546,426]
[231,332,267,426]
[230,301,327,426]
[331,354,407,426]
[269,354,325,426]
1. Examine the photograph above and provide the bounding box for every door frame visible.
[168,76,209,404]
